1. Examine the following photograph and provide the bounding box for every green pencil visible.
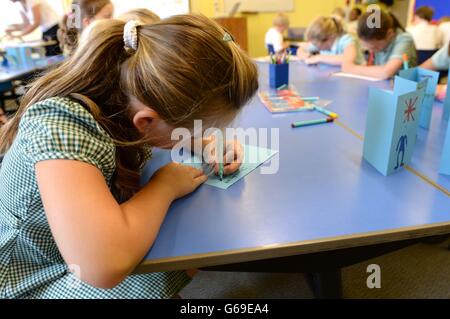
[291,117,334,128]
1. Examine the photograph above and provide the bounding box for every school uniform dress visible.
[432,43,450,70]
[309,33,365,65]
[373,30,418,67]
[0,97,191,299]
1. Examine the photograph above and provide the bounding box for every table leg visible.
[306,269,343,299]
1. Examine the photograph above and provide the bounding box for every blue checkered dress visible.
[0,97,190,299]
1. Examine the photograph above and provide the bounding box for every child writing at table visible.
[297,16,364,66]
[58,0,114,55]
[0,15,258,299]
[343,10,417,80]
[421,42,450,101]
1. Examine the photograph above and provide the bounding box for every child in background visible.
[421,42,450,101]
[118,8,160,24]
[0,15,258,299]
[6,0,61,56]
[58,0,114,55]
[265,13,290,53]
[347,7,362,35]
[343,10,417,80]
[407,6,442,51]
[297,16,364,66]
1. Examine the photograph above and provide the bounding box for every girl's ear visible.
[132,108,160,134]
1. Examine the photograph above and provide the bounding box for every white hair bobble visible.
[124,20,141,52]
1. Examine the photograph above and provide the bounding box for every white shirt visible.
[407,21,442,50]
[265,27,284,53]
[20,0,59,32]
[439,22,450,47]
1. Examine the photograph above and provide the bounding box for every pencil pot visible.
[269,63,289,89]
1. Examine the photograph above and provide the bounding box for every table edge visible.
[134,221,450,274]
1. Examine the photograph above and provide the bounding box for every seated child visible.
[343,9,417,80]
[58,0,114,55]
[0,15,258,299]
[407,6,442,50]
[265,13,290,54]
[297,16,364,66]
[347,7,362,35]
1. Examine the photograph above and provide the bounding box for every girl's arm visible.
[297,43,312,60]
[18,4,41,36]
[342,58,403,80]
[306,43,358,66]
[420,57,436,70]
[36,160,207,289]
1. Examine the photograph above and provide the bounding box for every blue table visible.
[0,55,64,111]
[0,55,64,84]
[138,62,450,297]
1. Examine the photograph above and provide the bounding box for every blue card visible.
[440,121,450,175]
[444,76,450,121]
[363,76,426,176]
[399,67,439,129]
[183,145,278,190]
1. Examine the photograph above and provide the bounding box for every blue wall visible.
[415,0,450,20]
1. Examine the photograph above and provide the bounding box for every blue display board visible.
[415,0,450,20]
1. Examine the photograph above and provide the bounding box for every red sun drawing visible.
[404,96,418,123]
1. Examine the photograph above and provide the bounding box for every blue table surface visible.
[0,55,65,83]
[140,62,450,270]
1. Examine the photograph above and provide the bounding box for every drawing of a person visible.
[395,135,408,170]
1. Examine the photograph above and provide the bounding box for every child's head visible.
[349,7,362,22]
[273,13,290,33]
[332,8,346,20]
[1,15,258,199]
[357,10,403,53]
[118,8,161,25]
[414,6,434,24]
[58,0,113,54]
[306,16,345,51]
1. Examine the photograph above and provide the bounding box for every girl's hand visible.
[204,139,244,176]
[305,55,321,65]
[297,49,310,61]
[151,163,207,200]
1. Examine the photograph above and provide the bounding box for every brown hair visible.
[58,0,112,54]
[0,15,258,202]
[118,8,160,24]
[307,16,345,43]
[415,6,434,22]
[358,9,405,41]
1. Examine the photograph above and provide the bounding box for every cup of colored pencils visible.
[269,50,291,89]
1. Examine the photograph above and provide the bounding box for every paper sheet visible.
[183,145,278,190]
[332,72,382,82]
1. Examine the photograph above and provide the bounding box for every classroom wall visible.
[190,0,348,57]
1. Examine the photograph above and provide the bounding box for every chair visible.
[267,44,275,55]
